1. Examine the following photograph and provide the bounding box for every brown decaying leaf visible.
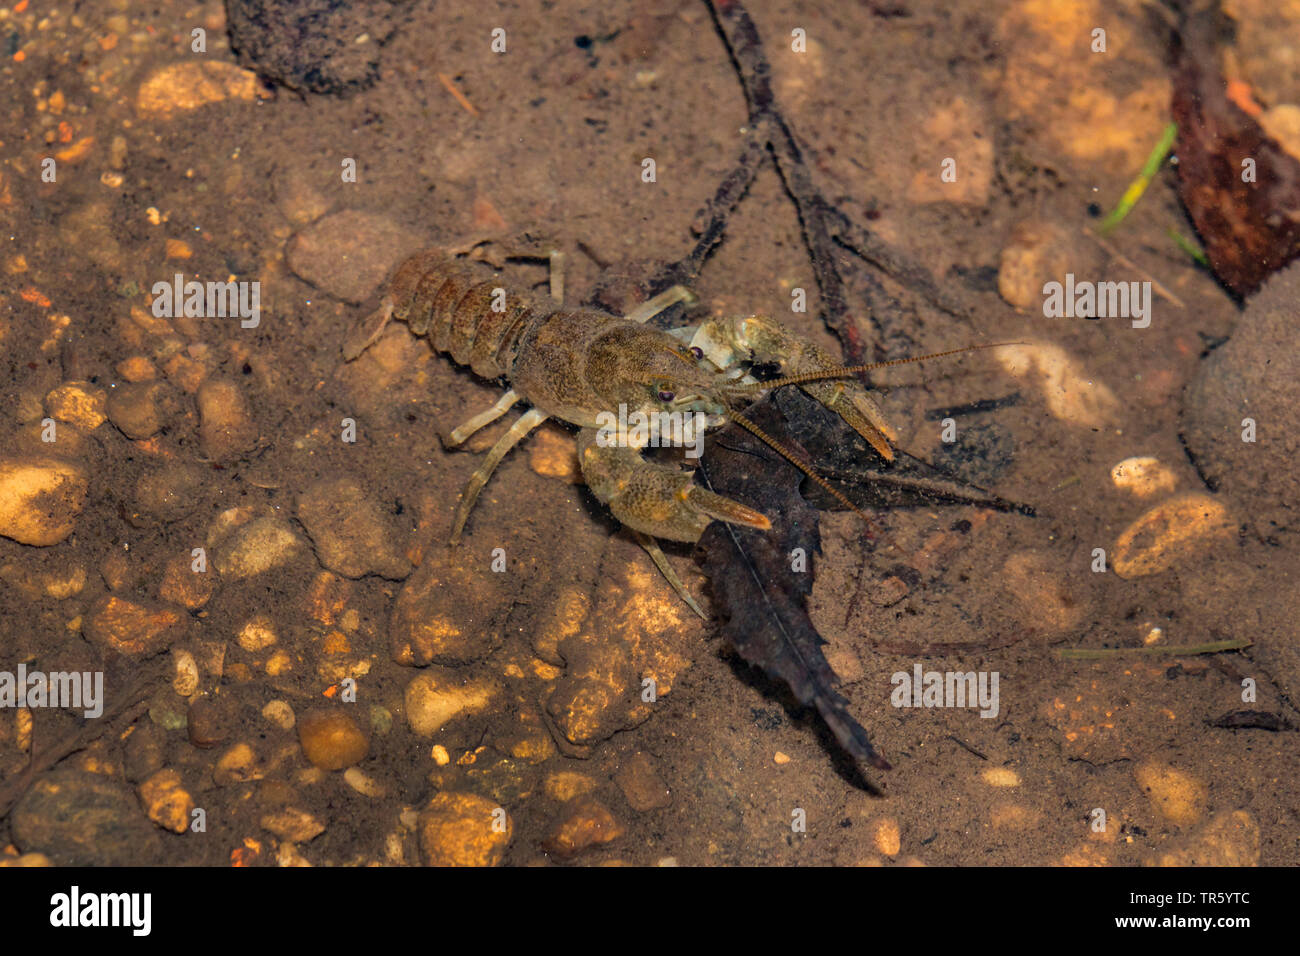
[1171,8,1300,297]
[695,382,1034,781]
[776,389,1033,516]
[696,398,891,777]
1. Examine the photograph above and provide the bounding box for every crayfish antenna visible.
[727,341,1025,392]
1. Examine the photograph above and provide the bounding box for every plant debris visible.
[1170,4,1300,296]
[695,380,1034,784]
[696,399,892,780]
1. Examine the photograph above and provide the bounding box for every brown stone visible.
[197,378,258,462]
[44,381,107,430]
[186,696,232,749]
[543,798,624,859]
[1146,811,1261,866]
[260,807,326,844]
[84,596,186,656]
[614,752,671,812]
[297,707,368,770]
[417,792,511,867]
[107,381,179,439]
[0,458,89,546]
[297,476,411,579]
[138,769,195,834]
[12,770,163,865]
[389,552,508,665]
[286,209,424,304]
[158,552,216,609]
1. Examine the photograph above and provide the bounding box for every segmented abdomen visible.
[366,249,629,426]
[380,250,554,381]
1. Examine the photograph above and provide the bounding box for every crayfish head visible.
[587,326,731,426]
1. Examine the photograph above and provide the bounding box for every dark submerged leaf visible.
[696,387,1033,782]
[1170,5,1300,297]
[696,398,891,778]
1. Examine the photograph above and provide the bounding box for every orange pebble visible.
[54,137,95,163]
[165,238,193,259]
[19,287,51,308]
[1226,79,1263,118]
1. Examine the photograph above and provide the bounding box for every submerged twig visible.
[1056,637,1251,660]
[648,0,959,365]
[1084,229,1186,309]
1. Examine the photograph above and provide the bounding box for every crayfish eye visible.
[689,346,704,359]
[657,388,676,402]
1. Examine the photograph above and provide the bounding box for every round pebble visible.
[297,476,412,580]
[107,381,178,439]
[389,552,509,665]
[0,458,89,546]
[343,767,386,797]
[134,463,206,522]
[158,552,216,609]
[44,382,107,430]
[238,616,278,651]
[1135,760,1206,826]
[116,355,158,382]
[297,707,368,770]
[613,752,671,812]
[403,668,497,737]
[213,515,308,580]
[124,723,166,783]
[172,649,200,697]
[138,769,195,834]
[214,742,263,785]
[1110,456,1178,497]
[262,699,296,730]
[543,798,624,859]
[197,378,258,462]
[1112,493,1235,578]
[872,817,902,856]
[982,767,1021,788]
[543,771,597,803]
[418,792,512,867]
[187,695,232,749]
[260,807,325,843]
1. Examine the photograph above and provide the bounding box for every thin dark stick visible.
[648,0,962,368]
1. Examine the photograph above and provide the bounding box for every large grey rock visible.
[1183,262,1300,535]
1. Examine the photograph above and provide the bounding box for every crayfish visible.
[344,245,1000,616]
